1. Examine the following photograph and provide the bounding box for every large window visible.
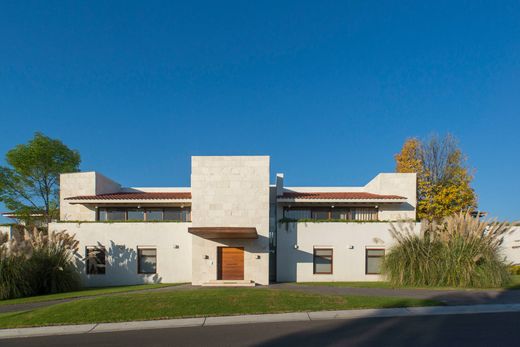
[146,209,163,221]
[313,248,333,274]
[138,248,157,274]
[366,249,385,274]
[97,207,191,222]
[86,246,106,275]
[284,207,378,221]
[127,209,145,221]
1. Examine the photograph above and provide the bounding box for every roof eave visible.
[277,198,406,203]
[66,199,192,204]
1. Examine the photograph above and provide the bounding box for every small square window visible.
[366,249,385,274]
[138,248,157,274]
[86,246,106,275]
[313,248,333,274]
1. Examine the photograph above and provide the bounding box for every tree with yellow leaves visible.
[395,134,476,221]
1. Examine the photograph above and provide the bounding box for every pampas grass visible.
[0,228,80,300]
[383,212,512,288]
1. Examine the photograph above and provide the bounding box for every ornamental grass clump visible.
[0,228,80,300]
[383,212,512,288]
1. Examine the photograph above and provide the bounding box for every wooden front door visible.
[218,247,244,280]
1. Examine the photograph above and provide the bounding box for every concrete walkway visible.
[2,303,520,340]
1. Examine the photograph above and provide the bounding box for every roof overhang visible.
[65,199,191,205]
[277,198,406,204]
[188,227,258,239]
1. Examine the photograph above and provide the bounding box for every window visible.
[98,209,108,221]
[127,209,144,221]
[107,209,126,221]
[97,207,192,222]
[313,248,333,274]
[352,208,378,221]
[86,246,106,275]
[366,249,385,274]
[146,209,163,221]
[331,209,349,220]
[138,248,157,274]
[164,208,191,222]
[283,207,378,221]
[312,209,330,220]
[284,209,311,220]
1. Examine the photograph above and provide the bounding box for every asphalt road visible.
[3,311,520,347]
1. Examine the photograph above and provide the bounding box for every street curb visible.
[2,303,520,339]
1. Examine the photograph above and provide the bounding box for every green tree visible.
[395,134,476,221]
[0,133,80,227]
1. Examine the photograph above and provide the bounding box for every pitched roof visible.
[278,192,406,200]
[65,192,191,201]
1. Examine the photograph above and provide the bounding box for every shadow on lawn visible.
[254,287,520,347]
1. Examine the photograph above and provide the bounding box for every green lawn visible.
[297,281,396,289]
[297,275,520,290]
[0,283,180,307]
[0,288,440,329]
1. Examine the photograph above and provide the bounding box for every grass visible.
[0,283,180,307]
[297,282,396,289]
[0,288,440,329]
[297,275,520,290]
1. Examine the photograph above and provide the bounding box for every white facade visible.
[501,226,520,265]
[48,155,418,286]
[0,225,13,240]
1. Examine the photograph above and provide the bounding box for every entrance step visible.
[201,280,256,287]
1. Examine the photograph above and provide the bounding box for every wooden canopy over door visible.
[218,247,244,280]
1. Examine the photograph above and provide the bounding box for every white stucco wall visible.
[49,222,192,286]
[191,156,270,285]
[276,222,420,282]
[501,226,520,265]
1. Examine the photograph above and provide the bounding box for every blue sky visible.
[0,1,519,222]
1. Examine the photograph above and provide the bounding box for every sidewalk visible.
[2,303,520,340]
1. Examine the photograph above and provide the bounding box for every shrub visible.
[509,265,520,275]
[383,212,512,288]
[0,228,80,300]
[0,249,32,300]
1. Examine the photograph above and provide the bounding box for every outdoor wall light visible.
[348,245,354,249]
[256,255,261,259]
[204,255,209,259]
[174,245,180,249]
[293,244,299,249]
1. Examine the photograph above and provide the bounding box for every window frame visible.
[86,246,106,275]
[313,248,333,275]
[283,206,379,221]
[137,247,157,274]
[365,248,385,275]
[97,207,192,222]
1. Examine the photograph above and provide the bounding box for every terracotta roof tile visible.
[65,192,191,200]
[279,192,406,200]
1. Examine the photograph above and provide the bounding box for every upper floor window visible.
[97,207,191,222]
[283,207,378,221]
